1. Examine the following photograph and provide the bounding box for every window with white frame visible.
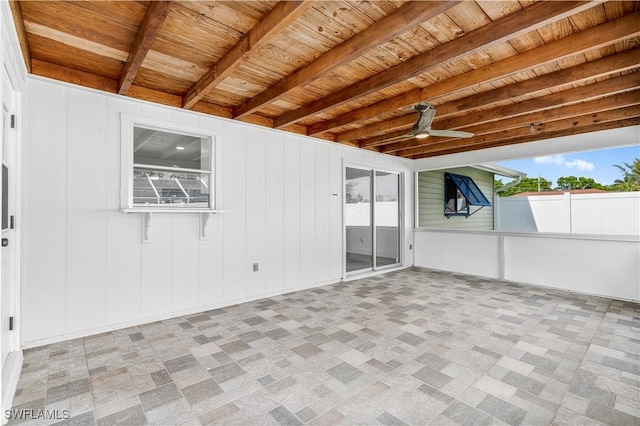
[121,115,215,210]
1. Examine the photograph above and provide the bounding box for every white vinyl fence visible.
[495,192,640,235]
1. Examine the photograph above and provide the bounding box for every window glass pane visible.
[134,127,211,171]
[345,167,373,272]
[133,167,210,207]
[375,171,399,268]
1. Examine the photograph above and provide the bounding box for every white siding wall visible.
[417,167,494,230]
[22,77,414,347]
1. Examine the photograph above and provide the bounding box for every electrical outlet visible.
[253,263,259,272]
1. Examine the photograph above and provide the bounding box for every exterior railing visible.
[414,228,639,302]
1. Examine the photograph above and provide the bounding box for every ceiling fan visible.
[381,103,474,143]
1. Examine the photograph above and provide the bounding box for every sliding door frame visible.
[343,162,403,278]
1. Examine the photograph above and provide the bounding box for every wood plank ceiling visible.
[10,0,640,159]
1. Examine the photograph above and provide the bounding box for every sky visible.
[496,144,640,186]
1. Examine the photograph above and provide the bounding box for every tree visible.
[556,176,606,190]
[495,177,552,197]
[611,159,640,192]
[345,180,364,203]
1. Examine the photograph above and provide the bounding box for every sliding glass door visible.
[345,166,401,274]
[345,168,373,272]
[375,170,400,268]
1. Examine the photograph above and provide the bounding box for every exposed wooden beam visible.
[191,102,233,119]
[8,1,32,72]
[400,105,640,158]
[32,59,233,116]
[33,59,119,93]
[385,89,640,155]
[411,118,640,159]
[31,58,303,137]
[357,46,640,148]
[232,1,460,119]
[311,9,640,137]
[183,1,310,109]
[118,0,173,95]
[437,48,640,118]
[278,1,598,129]
[375,72,640,152]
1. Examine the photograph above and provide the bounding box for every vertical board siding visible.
[417,167,494,230]
[21,79,413,346]
[299,142,316,288]
[329,146,343,279]
[199,214,224,307]
[245,127,266,297]
[265,134,285,294]
[23,80,67,342]
[282,136,301,291]
[65,89,108,334]
[315,143,331,285]
[171,215,200,312]
[199,114,225,307]
[140,214,173,317]
[105,97,142,325]
[222,123,247,302]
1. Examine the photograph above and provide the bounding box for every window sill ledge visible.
[121,209,229,242]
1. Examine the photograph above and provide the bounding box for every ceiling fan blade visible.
[379,133,415,143]
[428,129,475,138]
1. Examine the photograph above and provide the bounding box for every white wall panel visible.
[414,230,500,278]
[105,97,142,325]
[329,146,343,279]
[504,235,639,301]
[282,136,301,291]
[171,215,200,311]
[222,123,246,302]
[245,127,266,297]
[299,142,316,287]
[199,120,225,306]
[140,214,172,317]
[105,210,142,325]
[414,229,639,302]
[315,143,330,284]
[199,214,224,306]
[141,103,172,122]
[65,89,108,334]
[22,81,67,342]
[265,134,285,294]
[21,78,415,346]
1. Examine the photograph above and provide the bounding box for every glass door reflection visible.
[345,167,373,273]
[375,171,400,268]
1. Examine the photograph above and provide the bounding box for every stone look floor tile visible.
[8,268,640,425]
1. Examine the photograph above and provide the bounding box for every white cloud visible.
[534,155,565,165]
[533,155,595,172]
[565,159,595,172]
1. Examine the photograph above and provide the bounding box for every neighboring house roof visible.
[472,163,526,179]
[513,189,609,196]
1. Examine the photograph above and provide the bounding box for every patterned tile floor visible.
[8,268,640,425]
